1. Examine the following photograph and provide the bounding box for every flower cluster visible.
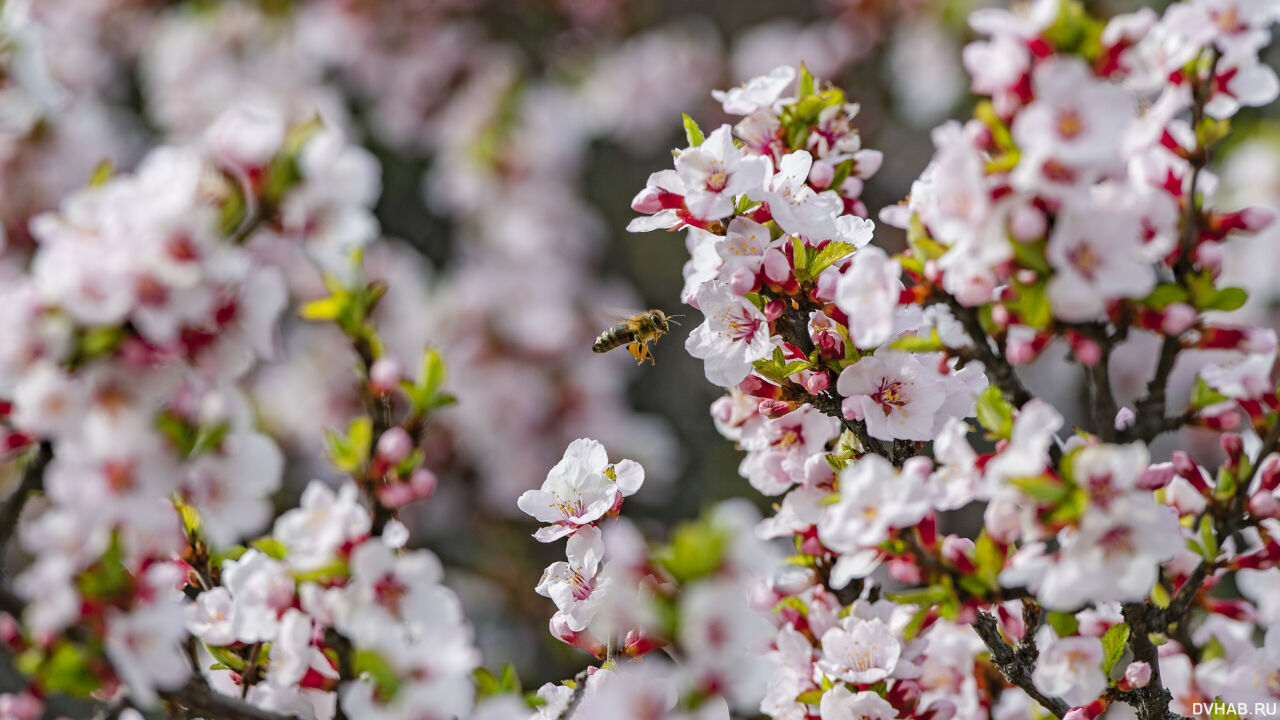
[609,2,1280,717]
[519,439,779,719]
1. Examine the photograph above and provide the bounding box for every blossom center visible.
[705,163,729,192]
[1067,242,1103,281]
[872,378,909,413]
[1056,110,1084,140]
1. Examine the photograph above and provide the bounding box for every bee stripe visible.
[593,325,637,353]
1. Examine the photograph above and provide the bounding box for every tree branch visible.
[942,296,1033,409]
[973,610,1070,719]
[160,678,304,720]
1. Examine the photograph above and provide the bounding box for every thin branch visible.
[973,611,1070,719]
[942,296,1033,409]
[159,678,304,720]
[557,668,591,720]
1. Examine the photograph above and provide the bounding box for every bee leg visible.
[627,341,645,363]
[638,339,655,366]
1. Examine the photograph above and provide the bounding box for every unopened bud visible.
[921,699,957,720]
[887,557,923,585]
[1221,433,1244,466]
[376,427,413,465]
[941,536,976,573]
[1113,406,1136,431]
[887,680,922,714]
[1161,303,1197,335]
[376,482,415,509]
[1119,661,1151,691]
[1138,462,1175,490]
[369,357,402,394]
[409,468,438,500]
[1249,491,1280,519]
[809,159,835,190]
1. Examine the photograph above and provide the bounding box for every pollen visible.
[1056,110,1084,140]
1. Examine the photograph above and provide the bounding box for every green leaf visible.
[806,241,856,279]
[40,642,100,697]
[1009,476,1072,503]
[1197,515,1218,563]
[886,585,951,607]
[972,530,1005,591]
[291,558,350,584]
[207,644,248,672]
[1010,239,1052,274]
[1208,697,1241,720]
[252,537,289,561]
[1190,378,1229,410]
[88,158,115,187]
[907,214,946,260]
[1206,286,1248,312]
[891,329,945,353]
[796,63,815,98]
[1100,623,1130,672]
[1144,283,1189,310]
[1008,279,1051,330]
[796,689,825,705]
[656,519,726,583]
[682,113,705,147]
[474,668,499,698]
[753,347,813,384]
[975,385,1014,438]
[499,664,522,695]
[1045,611,1078,638]
[354,650,401,703]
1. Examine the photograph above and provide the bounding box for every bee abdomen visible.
[593,325,636,353]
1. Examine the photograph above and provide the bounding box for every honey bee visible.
[592,310,680,365]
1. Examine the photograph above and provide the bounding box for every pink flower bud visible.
[1198,402,1242,430]
[1113,406,1136,431]
[409,468,438,500]
[1071,336,1102,366]
[923,259,941,282]
[376,482,415,509]
[1120,661,1152,690]
[376,427,413,464]
[630,187,663,214]
[942,536,976,573]
[809,159,835,190]
[887,680,921,714]
[1241,207,1277,232]
[1172,451,1211,492]
[1161,303,1197,334]
[1064,699,1106,720]
[1138,462,1175,490]
[369,357,402,393]
[802,372,830,394]
[1260,455,1280,491]
[1221,433,1244,466]
[773,566,816,596]
[1195,242,1225,274]
[1010,203,1047,241]
[887,557,923,585]
[623,629,662,658]
[1249,491,1280,519]
[759,399,795,418]
[763,299,785,321]
[550,613,606,656]
[921,700,957,720]
[728,270,756,296]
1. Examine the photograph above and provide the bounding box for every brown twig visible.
[973,610,1070,719]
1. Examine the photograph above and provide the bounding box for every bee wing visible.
[595,307,643,326]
